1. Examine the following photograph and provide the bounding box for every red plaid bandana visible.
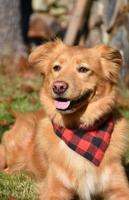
[52,113,115,166]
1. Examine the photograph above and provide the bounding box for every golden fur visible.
[1,110,45,176]
[1,40,129,199]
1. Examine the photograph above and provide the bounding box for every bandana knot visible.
[52,113,115,166]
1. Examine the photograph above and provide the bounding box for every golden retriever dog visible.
[1,40,129,199]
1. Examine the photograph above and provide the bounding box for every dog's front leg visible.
[38,170,75,200]
[102,164,129,200]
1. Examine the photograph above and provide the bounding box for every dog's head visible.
[29,40,122,126]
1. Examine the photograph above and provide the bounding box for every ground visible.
[0,65,129,200]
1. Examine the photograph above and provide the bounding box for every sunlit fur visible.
[1,110,45,177]
[1,40,129,200]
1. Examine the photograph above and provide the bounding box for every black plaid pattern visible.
[52,113,115,166]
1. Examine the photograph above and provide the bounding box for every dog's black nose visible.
[53,81,68,95]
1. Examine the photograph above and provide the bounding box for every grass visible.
[0,74,41,112]
[1,70,129,199]
[0,172,38,200]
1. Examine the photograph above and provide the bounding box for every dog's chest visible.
[58,140,111,199]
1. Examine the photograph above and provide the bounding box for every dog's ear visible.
[28,40,65,75]
[96,45,122,83]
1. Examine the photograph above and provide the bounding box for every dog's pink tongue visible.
[55,100,70,110]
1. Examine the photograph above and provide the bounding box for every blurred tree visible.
[0,0,28,69]
[20,0,33,45]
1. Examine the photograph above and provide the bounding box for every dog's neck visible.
[52,112,115,166]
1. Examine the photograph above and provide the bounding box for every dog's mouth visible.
[54,90,92,113]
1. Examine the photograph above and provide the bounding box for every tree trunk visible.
[0,0,26,67]
[64,0,89,45]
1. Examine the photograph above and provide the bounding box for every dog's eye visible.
[78,66,89,73]
[53,65,61,72]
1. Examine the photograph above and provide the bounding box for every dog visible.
[1,40,129,199]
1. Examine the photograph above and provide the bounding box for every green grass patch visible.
[11,96,41,112]
[0,74,42,113]
[0,74,42,98]
[0,103,14,122]
[0,172,38,200]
